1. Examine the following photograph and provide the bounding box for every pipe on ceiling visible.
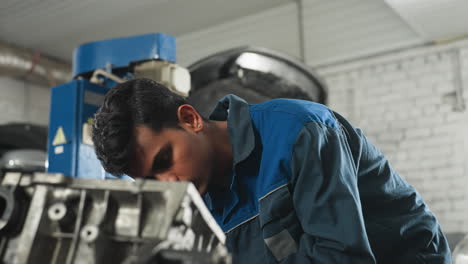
[0,41,71,87]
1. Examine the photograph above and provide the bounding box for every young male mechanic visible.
[92,78,451,263]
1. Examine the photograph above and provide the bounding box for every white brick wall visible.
[0,76,50,125]
[316,40,468,233]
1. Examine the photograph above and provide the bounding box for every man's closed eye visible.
[151,144,173,174]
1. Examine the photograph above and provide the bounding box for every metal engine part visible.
[0,172,230,264]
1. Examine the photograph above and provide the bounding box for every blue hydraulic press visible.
[46,33,190,179]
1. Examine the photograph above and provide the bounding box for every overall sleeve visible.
[281,122,376,263]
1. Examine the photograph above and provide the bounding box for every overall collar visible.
[209,94,255,166]
[204,95,256,223]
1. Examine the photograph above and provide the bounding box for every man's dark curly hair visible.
[92,78,187,176]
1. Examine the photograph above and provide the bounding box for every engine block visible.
[0,172,230,264]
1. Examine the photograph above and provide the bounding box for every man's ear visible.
[177,104,203,132]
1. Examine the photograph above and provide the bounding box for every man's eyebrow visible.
[150,143,172,173]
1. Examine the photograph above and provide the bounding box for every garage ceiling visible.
[0,0,290,62]
[1,0,468,65]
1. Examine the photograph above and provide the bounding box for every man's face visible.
[130,124,214,194]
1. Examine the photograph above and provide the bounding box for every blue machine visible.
[73,33,176,76]
[47,33,178,179]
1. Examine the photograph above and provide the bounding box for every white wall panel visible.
[177,3,300,67]
[302,0,425,66]
[385,0,468,42]
[0,77,50,125]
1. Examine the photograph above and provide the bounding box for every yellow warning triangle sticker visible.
[52,126,67,146]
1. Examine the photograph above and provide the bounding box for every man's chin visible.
[197,185,208,195]
[191,181,207,195]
